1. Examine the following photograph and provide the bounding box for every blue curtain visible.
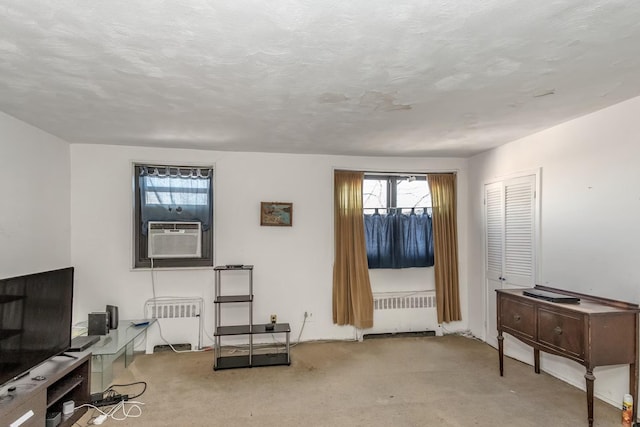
[364,210,434,269]
[139,166,213,235]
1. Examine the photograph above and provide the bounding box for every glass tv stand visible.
[76,319,155,393]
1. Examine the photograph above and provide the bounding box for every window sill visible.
[130,266,215,272]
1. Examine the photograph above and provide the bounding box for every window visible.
[363,175,434,269]
[133,164,213,268]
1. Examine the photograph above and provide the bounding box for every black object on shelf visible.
[523,289,580,304]
[68,335,100,352]
[215,265,253,271]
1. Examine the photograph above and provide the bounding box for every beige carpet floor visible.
[77,335,622,427]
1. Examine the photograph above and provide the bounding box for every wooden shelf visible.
[251,323,291,334]
[47,375,83,408]
[214,353,290,370]
[215,323,291,336]
[252,353,290,367]
[215,295,252,303]
[214,265,253,271]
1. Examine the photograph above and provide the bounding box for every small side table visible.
[79,319,155,393]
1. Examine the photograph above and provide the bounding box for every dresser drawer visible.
[0,389,46,427]
[500,297,535,339]
[538,307,584,360]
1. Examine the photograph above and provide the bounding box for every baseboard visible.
[363,330,437,339]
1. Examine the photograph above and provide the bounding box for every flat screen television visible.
[0,267,74,387]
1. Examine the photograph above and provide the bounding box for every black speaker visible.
[106,305,119,330]
[88,312,109,336]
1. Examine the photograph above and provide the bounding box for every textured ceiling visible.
[1,1,640,157]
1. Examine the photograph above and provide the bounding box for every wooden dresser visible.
[496,285,639,427]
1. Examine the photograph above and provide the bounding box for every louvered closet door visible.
[485,181,505,348]
[485,182,504,285]
[503,176,536,286]
[484,174,537,347]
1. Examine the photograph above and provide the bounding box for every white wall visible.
[0,112,71,278]
[467,95,640,408]
[70,144,468,344]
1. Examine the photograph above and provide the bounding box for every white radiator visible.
[144,297,203,354]
[370,291,442,336]
[374,293,436,310]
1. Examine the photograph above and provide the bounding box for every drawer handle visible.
[554,326,563,335]
[513,314,521,322]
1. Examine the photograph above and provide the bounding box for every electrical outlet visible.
[303,311,313,322]
[270,314,277,324]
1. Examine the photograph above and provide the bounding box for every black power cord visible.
[105,381,147,399]
[91,394,129,407]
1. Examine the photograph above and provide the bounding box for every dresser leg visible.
[585,369,595,427]
[498,333,504,376]
[534,349,540,374]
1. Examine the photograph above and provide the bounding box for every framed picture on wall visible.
[260,202,293,226]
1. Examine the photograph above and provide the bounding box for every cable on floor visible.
[105,381,147,399]
[74,400,144,424]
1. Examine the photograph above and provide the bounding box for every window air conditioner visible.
[148,221,202,259]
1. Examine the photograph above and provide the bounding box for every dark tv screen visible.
[0,267,74,387]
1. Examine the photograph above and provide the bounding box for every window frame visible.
[363,173,433,269]
[132,163,214,269]
[363,174,430,213]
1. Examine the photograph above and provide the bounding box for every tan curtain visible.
[428,173,462,323]
[332,170,374,329]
